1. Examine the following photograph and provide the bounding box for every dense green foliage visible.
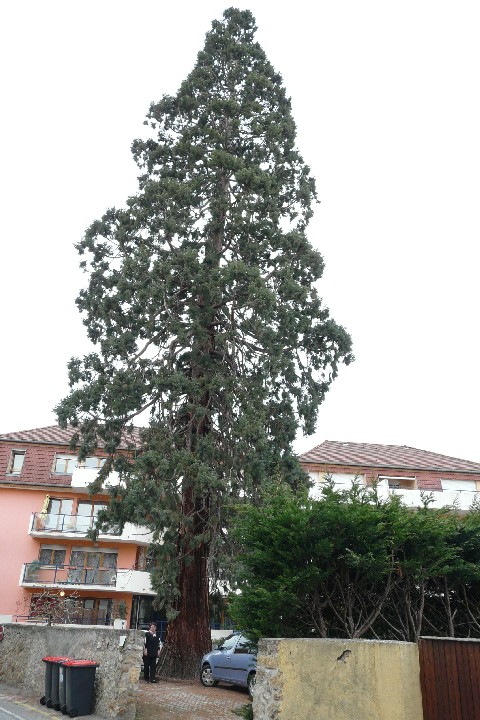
[230,483,480,641]
[55,8,352,673]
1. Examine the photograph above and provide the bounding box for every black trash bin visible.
[59,661,68,714]
[62,660,99,718]
[53,657,72,711]
[40,657,69,708]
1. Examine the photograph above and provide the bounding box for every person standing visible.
[143,622,161,682]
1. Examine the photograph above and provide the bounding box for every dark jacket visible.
[144,630,160,657]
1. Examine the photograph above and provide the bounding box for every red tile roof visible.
[300,441,480,474]
[0,426,77,445]
[0,425,141,449]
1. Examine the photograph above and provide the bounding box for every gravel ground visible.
[135,679,251,720]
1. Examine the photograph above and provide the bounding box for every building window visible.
[81,457,107,469]
[81,598,113,625]
[379,476,417,490]
[53,455,106,474]
[53,454,78,474]
[39,546,67,566]
[7,450,26,474]
[76,501,108,532]
[47,497,74,515]
[68,550,117,585]
[42,498,74,531]
[136,546,157,572]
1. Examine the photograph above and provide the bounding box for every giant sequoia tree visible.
[56,8,353,676]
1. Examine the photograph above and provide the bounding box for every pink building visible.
[301,441,480,510]
[0,426,156,628]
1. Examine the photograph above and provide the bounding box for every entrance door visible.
[82,598,113,625]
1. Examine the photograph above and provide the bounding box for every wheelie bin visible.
[59,661,67,714]
[40,657,70,707]
[62,660,99,718]
[52,657,72,711]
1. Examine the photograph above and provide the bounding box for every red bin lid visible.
[62,660,99,667]
[42,656,70,662]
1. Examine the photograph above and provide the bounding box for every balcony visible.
[20,563,155,594]
[31,512,119,535]
[116,568,154,595]
[312,478,479,511]
[21,563,116,588]
[30,513,153,545]
[375,483,479,511]
[71,466,120,489]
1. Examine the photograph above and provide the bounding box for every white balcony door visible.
[76,502,107,533]
[45,498,73,530]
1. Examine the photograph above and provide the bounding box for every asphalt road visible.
[0,693,53,720]
[0,689,102,720]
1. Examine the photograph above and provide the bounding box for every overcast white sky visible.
[1,1,479,462]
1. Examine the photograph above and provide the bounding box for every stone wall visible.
[254,637,423,720]
[0,624,143,720]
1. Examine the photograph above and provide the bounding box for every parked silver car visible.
[200,633,257,698]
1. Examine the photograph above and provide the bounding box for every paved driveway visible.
[136,679,250,720]
[0,679,250,720]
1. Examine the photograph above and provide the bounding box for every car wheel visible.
[200,663,219,688]
[247,671,256,700]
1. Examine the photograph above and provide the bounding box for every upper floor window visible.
[81,457,107,469]
[39,546,67,566]
[53,454,77,474]
[379,476,417,490]
[136,546,157,572]
[7,450,26,475]
[53,454,106,474]
[76,501,108,532]
[43,498,74,530]
[47,497,74,515]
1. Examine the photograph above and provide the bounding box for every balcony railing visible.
[31,513,120,535]
[22,563,117,587]
[378,485,479,511]
[311,479,480,511]
[116,568,154,594]
[71,466,120,489]
[14,610,113,626]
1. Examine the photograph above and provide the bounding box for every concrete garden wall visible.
[254,637,423,720]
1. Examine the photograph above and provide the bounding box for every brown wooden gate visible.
[419,637,480,720]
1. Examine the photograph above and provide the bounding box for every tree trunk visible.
[157,487,211,679]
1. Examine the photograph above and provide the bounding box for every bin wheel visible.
[61,706,67,715]
[40,696,46,705]
[46,699,53,708]
[68,709,77,718]
[53,703,60,711]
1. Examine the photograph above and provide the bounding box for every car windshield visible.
[219,634,239,651]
